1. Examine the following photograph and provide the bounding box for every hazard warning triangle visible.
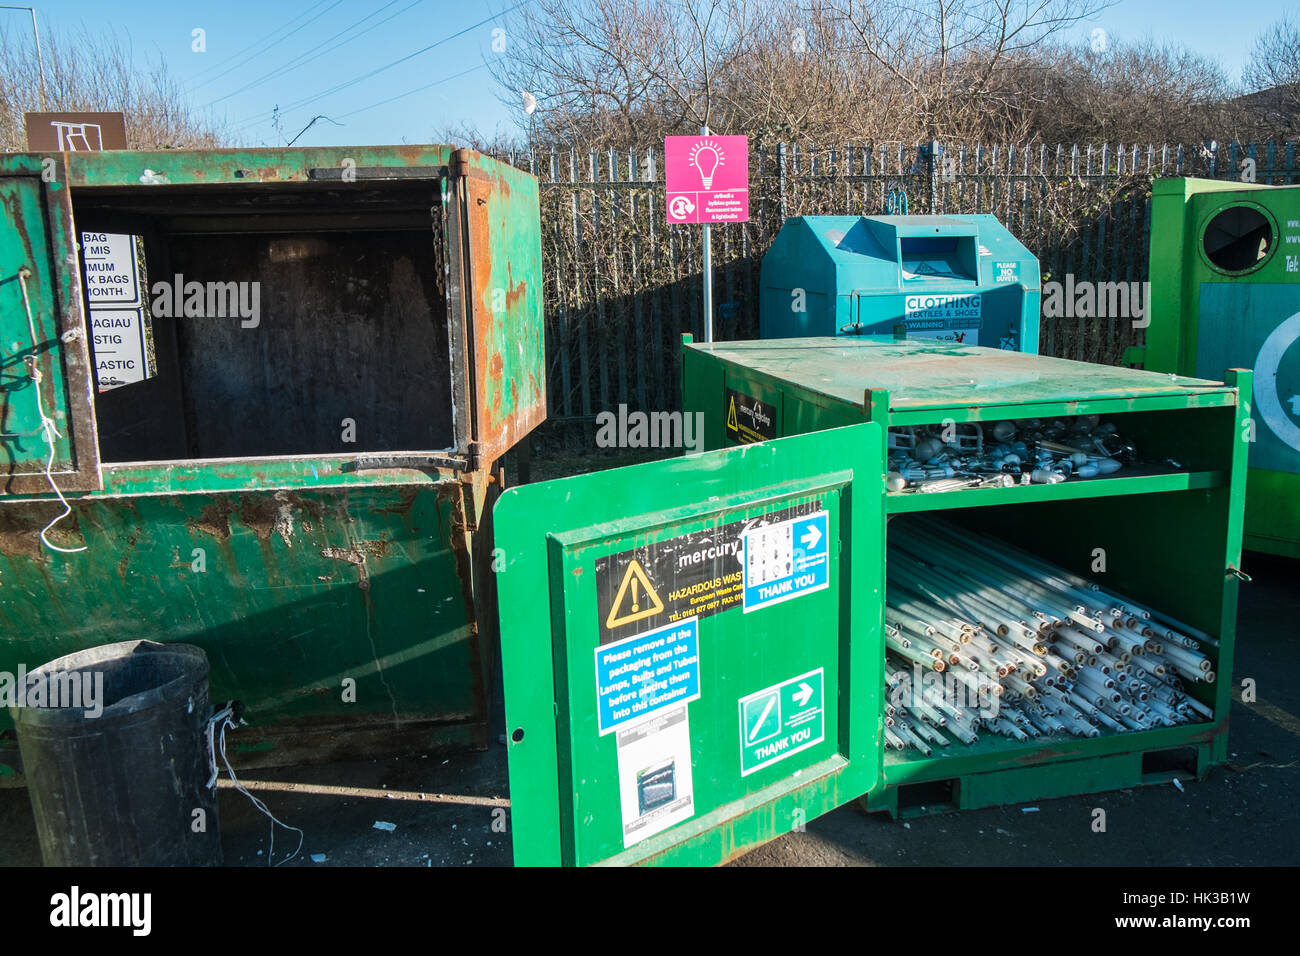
[605,559,665,629]
[727,397,739,432]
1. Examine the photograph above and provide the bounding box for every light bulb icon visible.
[690,140,724,189]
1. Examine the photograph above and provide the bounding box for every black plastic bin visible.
[10,640,221,866]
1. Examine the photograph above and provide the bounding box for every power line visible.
[333,61,489,120]
[230,0,527,133]
[204,0,424,108]
[187,0,332,83]
[232,3,519,129]
[190,0,348,93]
[186,0,335,85]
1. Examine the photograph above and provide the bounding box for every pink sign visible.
[665,135,749,224]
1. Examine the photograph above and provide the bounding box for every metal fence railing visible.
[501,140,1300,422]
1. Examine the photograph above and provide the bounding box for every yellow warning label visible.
[605,559,665,629]
[727,397,739,432]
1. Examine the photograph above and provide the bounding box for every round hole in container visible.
[1201,204,1275,273]
[511,728,525,743]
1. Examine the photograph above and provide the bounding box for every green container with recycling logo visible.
[1141,177,1300,557]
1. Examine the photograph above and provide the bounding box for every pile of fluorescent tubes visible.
[883,517,1216,755]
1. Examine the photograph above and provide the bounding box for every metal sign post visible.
[701,125,713,342]
[665,130,749,344]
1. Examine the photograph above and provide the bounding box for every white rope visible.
[15,267,86,554]
[205,704,304,867]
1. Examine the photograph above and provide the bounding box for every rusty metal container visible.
[0,146,544,774]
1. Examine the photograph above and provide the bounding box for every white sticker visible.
[905,293,981,320]
[741,511,829,612]
[903,293,982,340]
[81,233,141,307]
[616,706,694,848]
[91,308,149,391]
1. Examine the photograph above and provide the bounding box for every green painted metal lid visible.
[685,337,1231,412]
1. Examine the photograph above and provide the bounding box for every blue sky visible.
[5,0,1295,147]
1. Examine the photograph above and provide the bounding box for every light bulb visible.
[695,146,720,188]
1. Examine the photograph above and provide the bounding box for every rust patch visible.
[0,504,84,560]
[396,144,429,164]
[279,490,326,520]
[0,508,48,561]
[505,278,527,311]
[238,495,280,542]
[358,536,393,559]
[321,546,365,566]
[190,500,235,541]
[321,545,370,592]
[236,491,325,547]
[440,478,487,722]
[370,487,421,517]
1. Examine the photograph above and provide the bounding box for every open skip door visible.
[495,423,884,866]
[0,155,101,496]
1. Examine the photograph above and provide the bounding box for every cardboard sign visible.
[25,112,127,151]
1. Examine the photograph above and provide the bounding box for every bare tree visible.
[489,0,1277,150]
[495,0,760,149]
[823,0,1113,141]
[1242,14,1300,130]
[0,25,224,150]
[1015,38,1238,144]
[714,4,909,147]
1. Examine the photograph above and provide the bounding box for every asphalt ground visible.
[2,550,1295,868]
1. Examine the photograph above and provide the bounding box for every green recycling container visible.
[1141,177,1300,557]
[0,145,544,775]
[493,334,1248,865]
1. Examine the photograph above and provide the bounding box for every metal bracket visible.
[307,166,449,181]
[345,454,470,474]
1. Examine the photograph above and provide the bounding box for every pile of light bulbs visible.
[887,415,1151,493]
